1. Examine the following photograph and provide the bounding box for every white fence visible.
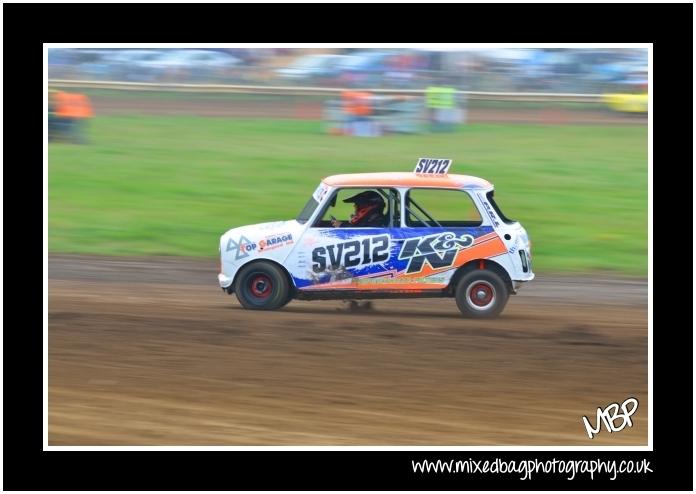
[48,79,604,103]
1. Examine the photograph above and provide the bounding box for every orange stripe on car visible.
[301,281,447,291]
[400,236,507,279]
[323,172,492,189]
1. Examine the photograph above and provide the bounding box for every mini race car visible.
[218,158,534,318]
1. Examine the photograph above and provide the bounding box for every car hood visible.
[220,220,305,259]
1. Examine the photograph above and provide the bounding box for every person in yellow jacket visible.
[425,85,457,132]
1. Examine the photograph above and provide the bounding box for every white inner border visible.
[43,43,652,452]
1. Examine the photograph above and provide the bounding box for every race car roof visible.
[322,172,492,190]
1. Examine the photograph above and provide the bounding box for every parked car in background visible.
[138,49,242,82]
[336,51,393,87]
[275,54,348,84]
[102,50,165,81]
[69,49,116,80]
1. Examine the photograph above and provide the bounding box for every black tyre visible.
[455,269,509,319]
[234,262,291,310]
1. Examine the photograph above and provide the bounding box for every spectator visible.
[342,90,373,136]
[54,91,94,144]
[425,84,457,132]
[48,90,59,141]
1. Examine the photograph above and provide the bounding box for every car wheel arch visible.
[232,258,297,293]
[448,259,513,295]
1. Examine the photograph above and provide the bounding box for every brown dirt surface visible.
[92,96,647,125]
[48,254,648,446]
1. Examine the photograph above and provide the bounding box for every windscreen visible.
[296,197,319,224]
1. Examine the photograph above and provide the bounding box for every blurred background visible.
[48,46,648,275]
[48,47,648,93]
[47,46,649,446]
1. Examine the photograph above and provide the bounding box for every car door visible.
[394,188,497,290]
[296,187,402,292]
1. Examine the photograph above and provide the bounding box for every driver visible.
[331,190,387,227]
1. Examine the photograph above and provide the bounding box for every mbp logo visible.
[582,397,639,439]
[398,232,474,274]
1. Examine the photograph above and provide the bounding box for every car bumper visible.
[512,273,535,293]
[218,272,234,290]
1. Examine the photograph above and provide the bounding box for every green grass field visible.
[48,116,648,275]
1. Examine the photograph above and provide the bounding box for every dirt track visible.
[92,96,647,125]
[48,254,648,445]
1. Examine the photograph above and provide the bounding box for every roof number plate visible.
[414,158,452,175]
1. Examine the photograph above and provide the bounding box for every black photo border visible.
[3,2,692,491]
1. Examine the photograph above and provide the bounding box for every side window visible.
[312,188,399,228]
[405,189,482,227]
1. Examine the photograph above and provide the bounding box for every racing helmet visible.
[343,190,385,224]
[343,190,385,208]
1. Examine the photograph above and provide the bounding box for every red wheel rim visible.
[249,274,273,298]
[469,282,494,307]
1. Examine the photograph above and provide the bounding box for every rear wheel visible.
[455,270,509,318]
[235,262,291,310]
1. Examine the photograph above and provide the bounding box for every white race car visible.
[218,158,534,318]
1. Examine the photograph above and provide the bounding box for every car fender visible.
[219,220,307,288]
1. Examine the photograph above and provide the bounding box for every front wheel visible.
[455,270,509,318]
[235,262,291,310]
